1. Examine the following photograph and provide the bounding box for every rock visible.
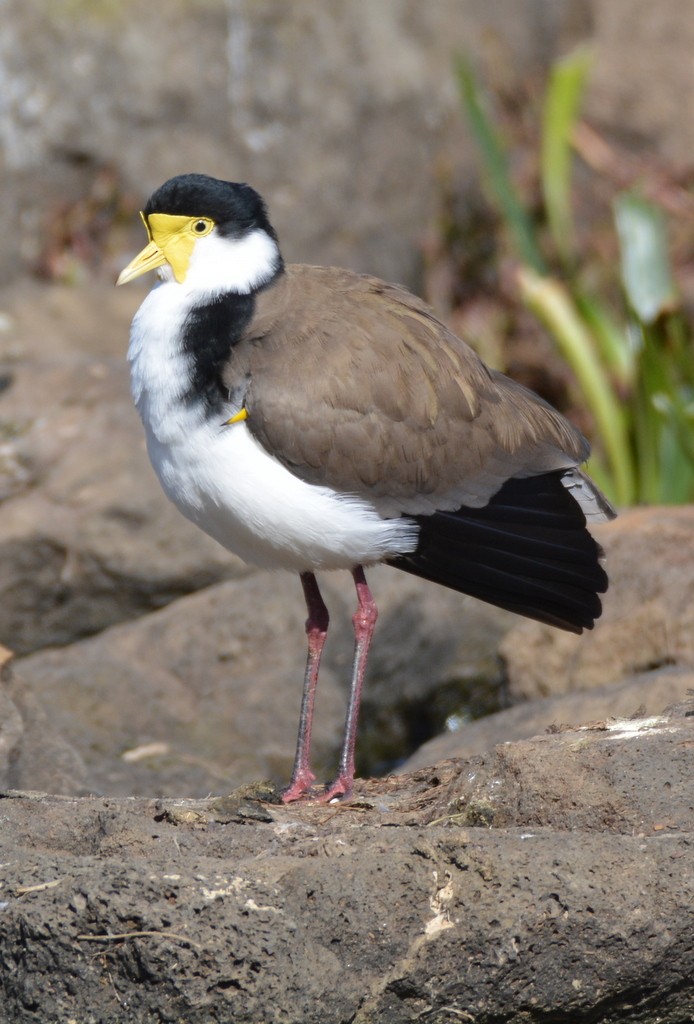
[11,573,342,797]
[0,0,690,288]
[0,651,87,796]
[9,566,513,797]
[0,648,23,783]
[403,665,694,770]
[0,0,582,286]
[501,507,694,700]
[0,282,241,654]
[586,0,694,166]
[0,699,692,1023]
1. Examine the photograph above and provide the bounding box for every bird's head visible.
[117,173,283,294]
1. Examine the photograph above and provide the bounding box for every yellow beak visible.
[116,239,168,286]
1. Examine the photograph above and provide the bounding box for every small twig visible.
[76,929,201,948]
[426,813,470,828]
[15,879,63,897]
[415,1006,475,1022]
[107,969,124,1005]
[319,801,373,824]
[573,121,694,217]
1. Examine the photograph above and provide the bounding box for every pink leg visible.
[320,565,378,802]
[281,572,329,803]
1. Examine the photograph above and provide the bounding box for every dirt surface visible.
[1,700,693,1024]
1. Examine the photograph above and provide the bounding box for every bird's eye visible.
[191,218,213,236]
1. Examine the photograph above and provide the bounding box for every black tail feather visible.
[389,472,608,634]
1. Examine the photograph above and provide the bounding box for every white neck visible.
[181,227,280,298]
[127,283,199,442]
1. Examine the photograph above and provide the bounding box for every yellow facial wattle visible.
[117,212,215,285]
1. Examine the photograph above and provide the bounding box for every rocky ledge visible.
[1,698,692,1024]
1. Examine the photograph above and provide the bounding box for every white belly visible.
[146,416,418,571]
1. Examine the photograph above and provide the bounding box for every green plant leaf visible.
[455,50,694,506]
[517,266,635,506]
[455,55,546,274]
[574,292,635,392]
[541,45,593,265]
[614,193,679,324]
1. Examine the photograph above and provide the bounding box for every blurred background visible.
[1,0,694,797]
[3,0,694,500]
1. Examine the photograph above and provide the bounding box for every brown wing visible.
[223,265,589,516]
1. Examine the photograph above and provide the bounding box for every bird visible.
[117,172,615,803]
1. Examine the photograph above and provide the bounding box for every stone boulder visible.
[502,507,694,700]
[0,698,691,1023]
[404,665,694,770]
[0,0,588,286]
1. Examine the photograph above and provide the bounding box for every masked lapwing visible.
[117,173,615,803]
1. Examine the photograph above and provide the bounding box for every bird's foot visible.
[280,768,317,804]
[315,773,353,804]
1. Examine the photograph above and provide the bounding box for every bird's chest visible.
[128,287,236,506]
[126,283,418,571]
[128,281,251,432]
[131,349,270,560]
[126,290,304,563]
